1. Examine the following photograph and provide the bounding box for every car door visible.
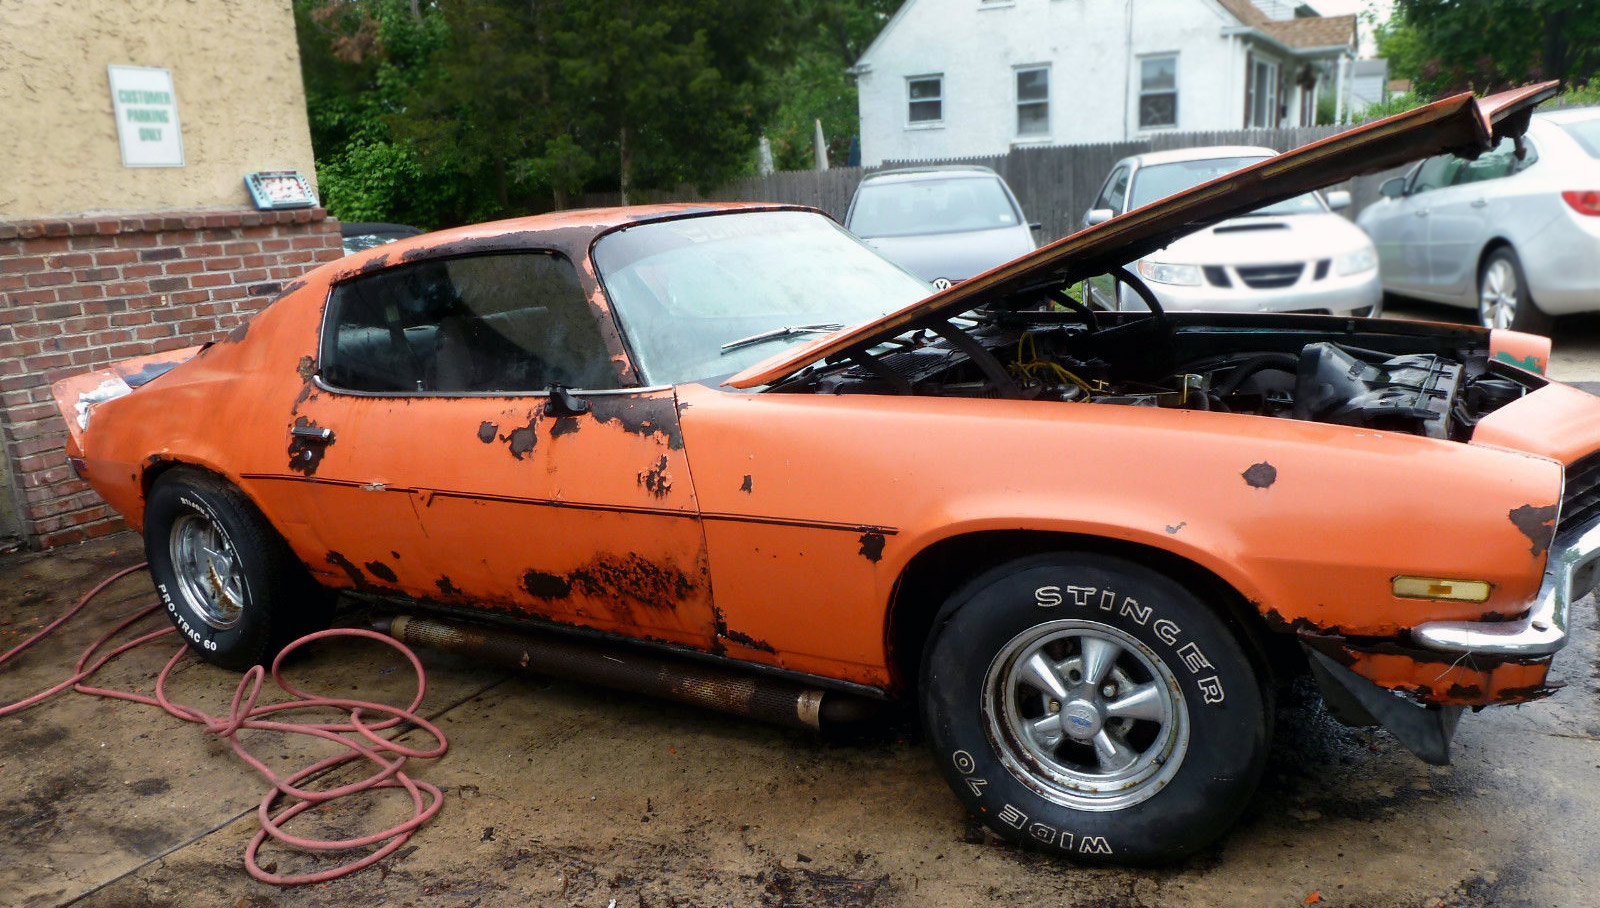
[1377,157,1460,298]
[295,249,718,650]
[1425,138,1521,304]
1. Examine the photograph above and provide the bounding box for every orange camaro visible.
[54,84,1592,863]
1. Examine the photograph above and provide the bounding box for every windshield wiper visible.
[720,323,843,355]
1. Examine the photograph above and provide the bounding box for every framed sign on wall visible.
[107,65,184,167]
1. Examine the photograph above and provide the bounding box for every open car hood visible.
[726,82,1558,390]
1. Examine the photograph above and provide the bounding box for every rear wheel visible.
[144,468,332,670]
[920,553,1269,864]
[1478,247,1550,335]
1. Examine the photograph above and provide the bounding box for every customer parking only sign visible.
[108,65,184,167]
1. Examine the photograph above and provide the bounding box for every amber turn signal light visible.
[1392,576,1492,602]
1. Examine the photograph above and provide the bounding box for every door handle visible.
[290,425,335,443]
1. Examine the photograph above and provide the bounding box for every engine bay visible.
[780,310,1541,442]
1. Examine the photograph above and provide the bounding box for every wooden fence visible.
[580,123,1413,244]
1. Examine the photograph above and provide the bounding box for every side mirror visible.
[1379,177,1407,199]
[1325,190,1352,211]
[1084,208,1114,227]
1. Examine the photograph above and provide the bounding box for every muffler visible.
[376,615,878,731]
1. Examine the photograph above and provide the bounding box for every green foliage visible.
[1382,1,1600,97]
[760,1,903,171]
[1556,77,1600,108]
[1356,93,1428,122]
[295,0,796,226]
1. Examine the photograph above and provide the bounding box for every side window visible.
[320,252,622,394]
[908,75,943,124]
[1452,137,1528,185]
[1096,166,1130,213]
[1410,155,1461,195]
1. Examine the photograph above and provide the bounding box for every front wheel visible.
[920,553,1268,864]
[144,468,332,671]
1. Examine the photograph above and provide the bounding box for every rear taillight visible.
[1562,190,1600,216]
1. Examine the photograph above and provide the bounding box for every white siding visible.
[856,0,1248,166]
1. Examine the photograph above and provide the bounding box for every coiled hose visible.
[0,563,448,885]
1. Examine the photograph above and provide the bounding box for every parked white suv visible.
[1084,146,1381,317]
[1356,107,1600,333]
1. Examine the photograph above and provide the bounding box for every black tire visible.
[920,553,1269,865]
[144,467,333,671]
[1478,247,1550,335]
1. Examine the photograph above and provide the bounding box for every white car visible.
[1083,146,1381,316]
[845,165,1038,284]
[1356,107,1600,333]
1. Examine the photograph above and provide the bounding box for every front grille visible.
[1558,449,1600,540]
[1236,263,1305,289]
[1313,259,1331,280]
[1203,266,1231,288]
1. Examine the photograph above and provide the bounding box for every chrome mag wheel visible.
[984,619,1188,812]
[169,511,246,630]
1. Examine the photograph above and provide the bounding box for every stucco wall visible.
[857,0,1249,165]
[0,0,316,218]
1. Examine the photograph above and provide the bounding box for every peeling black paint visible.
[1261,606,1336,636]
[354,251,391,276]
[365,561,398,583]
[858,531,886,563]
[436,576,463,597]
[522,570,572,599]
[589,397,684,450]
[325,551,368,590]
[1508,503,1558,555]
[740,474,753,494]
[1242,462,1277,489]
[477,421,498,444]
[550,416,582,439]
[503,414,538,460]
[1446,682,1484,700]
[287,416,331,476]
[279,278,307,298]
[218,321,248,345]
[520,554,692,608]
[710,606,776,653]
[638,455,672,497]
[390,550,400,559]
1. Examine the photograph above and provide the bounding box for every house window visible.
[908,76,943,124]
[1138,56,1177,129]
[1016,66,1049,136]
[1246,56,1278,128]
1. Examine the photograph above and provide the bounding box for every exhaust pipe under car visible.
[375,614,879,731]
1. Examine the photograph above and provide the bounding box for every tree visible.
[1381,0,1600,97]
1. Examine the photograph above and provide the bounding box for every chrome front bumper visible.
[1413,518,1600,658]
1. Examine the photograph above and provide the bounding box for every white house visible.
[853,0,1358,166]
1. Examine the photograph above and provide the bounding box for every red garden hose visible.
[0,563,449,885]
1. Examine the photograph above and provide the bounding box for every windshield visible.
[848,175,1021,238]
[593,211,933,385]
[1129,157,1326,216]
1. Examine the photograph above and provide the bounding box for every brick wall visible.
[0,208,343,548]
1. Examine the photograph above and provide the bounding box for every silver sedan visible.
[1356,107,1600,333]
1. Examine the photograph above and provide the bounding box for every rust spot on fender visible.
[740,474,753,494]
[365,560,397,583]
[296,355,316,382]
[287,416,331,476]
[711,606,776,653]
[521,570,572,599]
[1508,503,1557,555]
[1242,462,1277,489]
[477,421,498,444]
[325,551,368,590]
[639,455,672,497]
[858,531,886,563]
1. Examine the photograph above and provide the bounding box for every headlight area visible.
[1136,259,1202,286]
[1334,246,1378,276]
